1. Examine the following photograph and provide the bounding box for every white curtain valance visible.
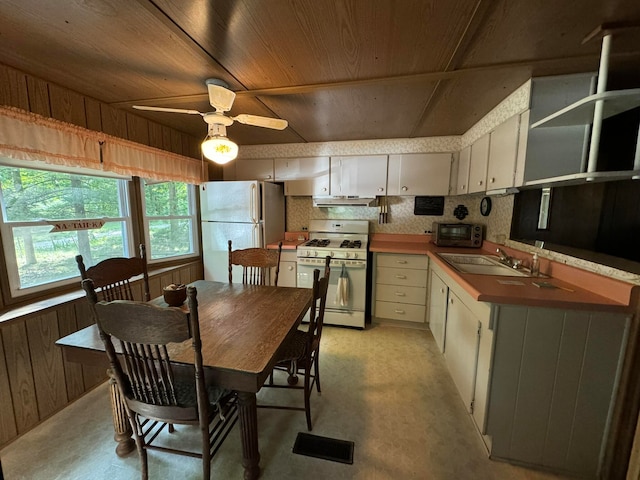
[0,106,205,184]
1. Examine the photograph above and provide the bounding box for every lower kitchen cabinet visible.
[278,250,297,287]
[444,290,481,413]
[373,253,428,323]
[427,268,448,352]
[429,261,629,477]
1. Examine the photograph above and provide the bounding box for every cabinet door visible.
[428,269,448,353]
[275,157,330,196]
[473,316,493,434]
[468,134,490,193]
[279,261,297,287]
[486,115,520,190]
[330,155,387,196]
[235,158,274,181]
[456,146,471,195]
[444,291,480,412]
[387,153,452,195]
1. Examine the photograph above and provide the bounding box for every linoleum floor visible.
[0,323,572,480]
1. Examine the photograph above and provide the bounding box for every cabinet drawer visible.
[376,267,428,287]
[375,301,426,323]
[375,285,426,305]
[377,254,428,270]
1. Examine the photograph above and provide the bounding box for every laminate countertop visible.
[370,233,639,313]
[267,231,308,250]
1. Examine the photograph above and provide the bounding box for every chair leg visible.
[313,350,321,394]
[132,417,149,480]
[304,363,313,431]
[287,359,299,385]
[202,424,211,480]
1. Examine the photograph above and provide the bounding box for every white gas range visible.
[296,220,369,329]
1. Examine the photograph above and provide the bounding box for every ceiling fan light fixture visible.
[201,136,238,164]
[201,123,238,165]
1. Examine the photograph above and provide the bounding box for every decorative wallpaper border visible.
[238,136,461,159]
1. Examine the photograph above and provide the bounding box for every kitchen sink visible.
[437,253,531,277]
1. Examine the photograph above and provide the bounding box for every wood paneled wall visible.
[0,62,201,159]
[0,262,202,449]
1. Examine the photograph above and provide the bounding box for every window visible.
[0,165,132,295]
[141,180,198,262]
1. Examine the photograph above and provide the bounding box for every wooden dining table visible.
[56,280,313,480]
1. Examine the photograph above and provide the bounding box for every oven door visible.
[297,259,366,313]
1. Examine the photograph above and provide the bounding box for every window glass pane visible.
[144,182,189,216]
[148,219,193,259]
[0,165,131,294]
[1,168,123,221]
[142,180,197,262]
[12,222,128,288]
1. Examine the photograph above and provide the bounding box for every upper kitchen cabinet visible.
[387,153,452,196]
[485,114,522,191]
[456,146,471,195]
[330,155,387,197]
[522,73,595,184]
[521,72,640,187]
[468,134,490,193]
[275,156,330,196]
[232,158,275,181]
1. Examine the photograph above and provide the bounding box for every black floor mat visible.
[292,432,354,464]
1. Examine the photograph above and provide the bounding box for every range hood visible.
[312,196,376,207]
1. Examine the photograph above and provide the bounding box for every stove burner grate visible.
[305,239,330,247]
[339,240,362,249]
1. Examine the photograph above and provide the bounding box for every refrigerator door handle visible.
[250,183,258,224]
[253,223,260,245]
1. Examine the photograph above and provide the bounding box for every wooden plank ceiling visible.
[0,0,639,147]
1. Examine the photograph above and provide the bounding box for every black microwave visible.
[432,222,483,248]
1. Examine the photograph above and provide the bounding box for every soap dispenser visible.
[531,253,540,276]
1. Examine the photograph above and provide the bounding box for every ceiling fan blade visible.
[207,80,236,112]
[132,105,203,115]
[233,114,288,130]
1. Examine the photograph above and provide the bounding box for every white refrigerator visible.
[200,181,285,282]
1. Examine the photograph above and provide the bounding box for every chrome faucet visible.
[496,248,511,263]
[497,248,523,269]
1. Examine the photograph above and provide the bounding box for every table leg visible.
[107,368,135,457]
[237,391,261,480]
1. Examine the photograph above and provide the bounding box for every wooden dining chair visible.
[82,279,238,480]
[261,260,330,431]
[76,244,150,302]
[228,240,282,286]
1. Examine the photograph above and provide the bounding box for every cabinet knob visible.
[396,260,407,264]
[266,175,272,179]
[440,288,445,294]
[394,292,406,296]
[394,309,405,314]
[449,298,454,304]
[321,187,327,192]
[401,186,408,191]
[490,177,495,183]
[461,185,466,190]
[287,266,294,271]
[378,187,384,192]
[478,180,483,186]
[395,275,407,279]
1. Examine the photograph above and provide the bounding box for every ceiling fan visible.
[132,79,288,164]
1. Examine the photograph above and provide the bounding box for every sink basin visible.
[437,253,530,277]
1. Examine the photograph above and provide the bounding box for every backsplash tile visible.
[286,193,514,240]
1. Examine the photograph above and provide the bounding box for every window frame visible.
[139,178,200,264]
[0,162,135,297]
